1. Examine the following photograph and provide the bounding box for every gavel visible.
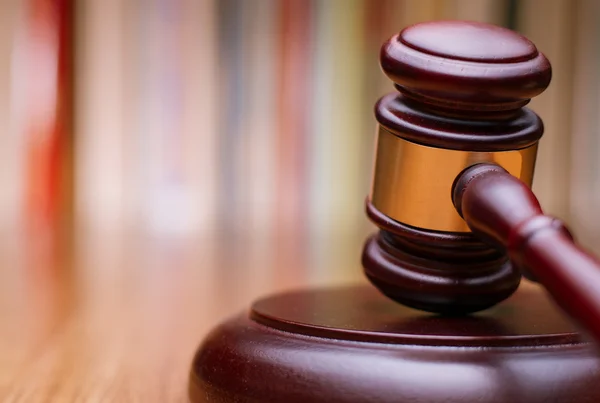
[190,20,600,403]
[364,20,600,340]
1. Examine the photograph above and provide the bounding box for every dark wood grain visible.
[375,21,550,150]
[453,163,600,344]
[365,19,553,312]
[375,93,544,151]
[190,284,600,403]
[381,21,551,114]
[363,201,520,314]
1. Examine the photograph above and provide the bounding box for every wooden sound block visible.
[189,283,600,403]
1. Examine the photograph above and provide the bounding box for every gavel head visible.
[363,21,552,315]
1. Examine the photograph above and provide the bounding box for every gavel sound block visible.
[189,21,600,403]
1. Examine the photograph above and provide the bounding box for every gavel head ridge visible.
[362,20,552,315]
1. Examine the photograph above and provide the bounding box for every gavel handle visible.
[453,163,600,342]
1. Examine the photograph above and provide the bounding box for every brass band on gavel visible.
[369,126,538,233]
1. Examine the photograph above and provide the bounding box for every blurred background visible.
[0,0,598,298]
[1,0,600,399]
[0,0,600,296]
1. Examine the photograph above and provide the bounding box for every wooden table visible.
[0,226,363,402]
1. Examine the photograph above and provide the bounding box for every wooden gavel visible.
[190,20,600,403]
[363,20,600,341]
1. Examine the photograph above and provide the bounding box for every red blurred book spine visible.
[276,0,312,237]
[20,0,72,229]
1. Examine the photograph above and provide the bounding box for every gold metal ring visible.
[370,127,538,233]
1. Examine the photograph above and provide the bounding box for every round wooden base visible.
[189,284,600,403]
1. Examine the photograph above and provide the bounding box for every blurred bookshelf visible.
[0,0,598,281]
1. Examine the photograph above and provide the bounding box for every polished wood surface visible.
[250,283,579,345]
[363,200,520,315]
[0,226,353,402]
[380,20,551,116]
[454,163,600,344]
[192,284,600,403]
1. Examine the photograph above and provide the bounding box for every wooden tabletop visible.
[0,225,363,402]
